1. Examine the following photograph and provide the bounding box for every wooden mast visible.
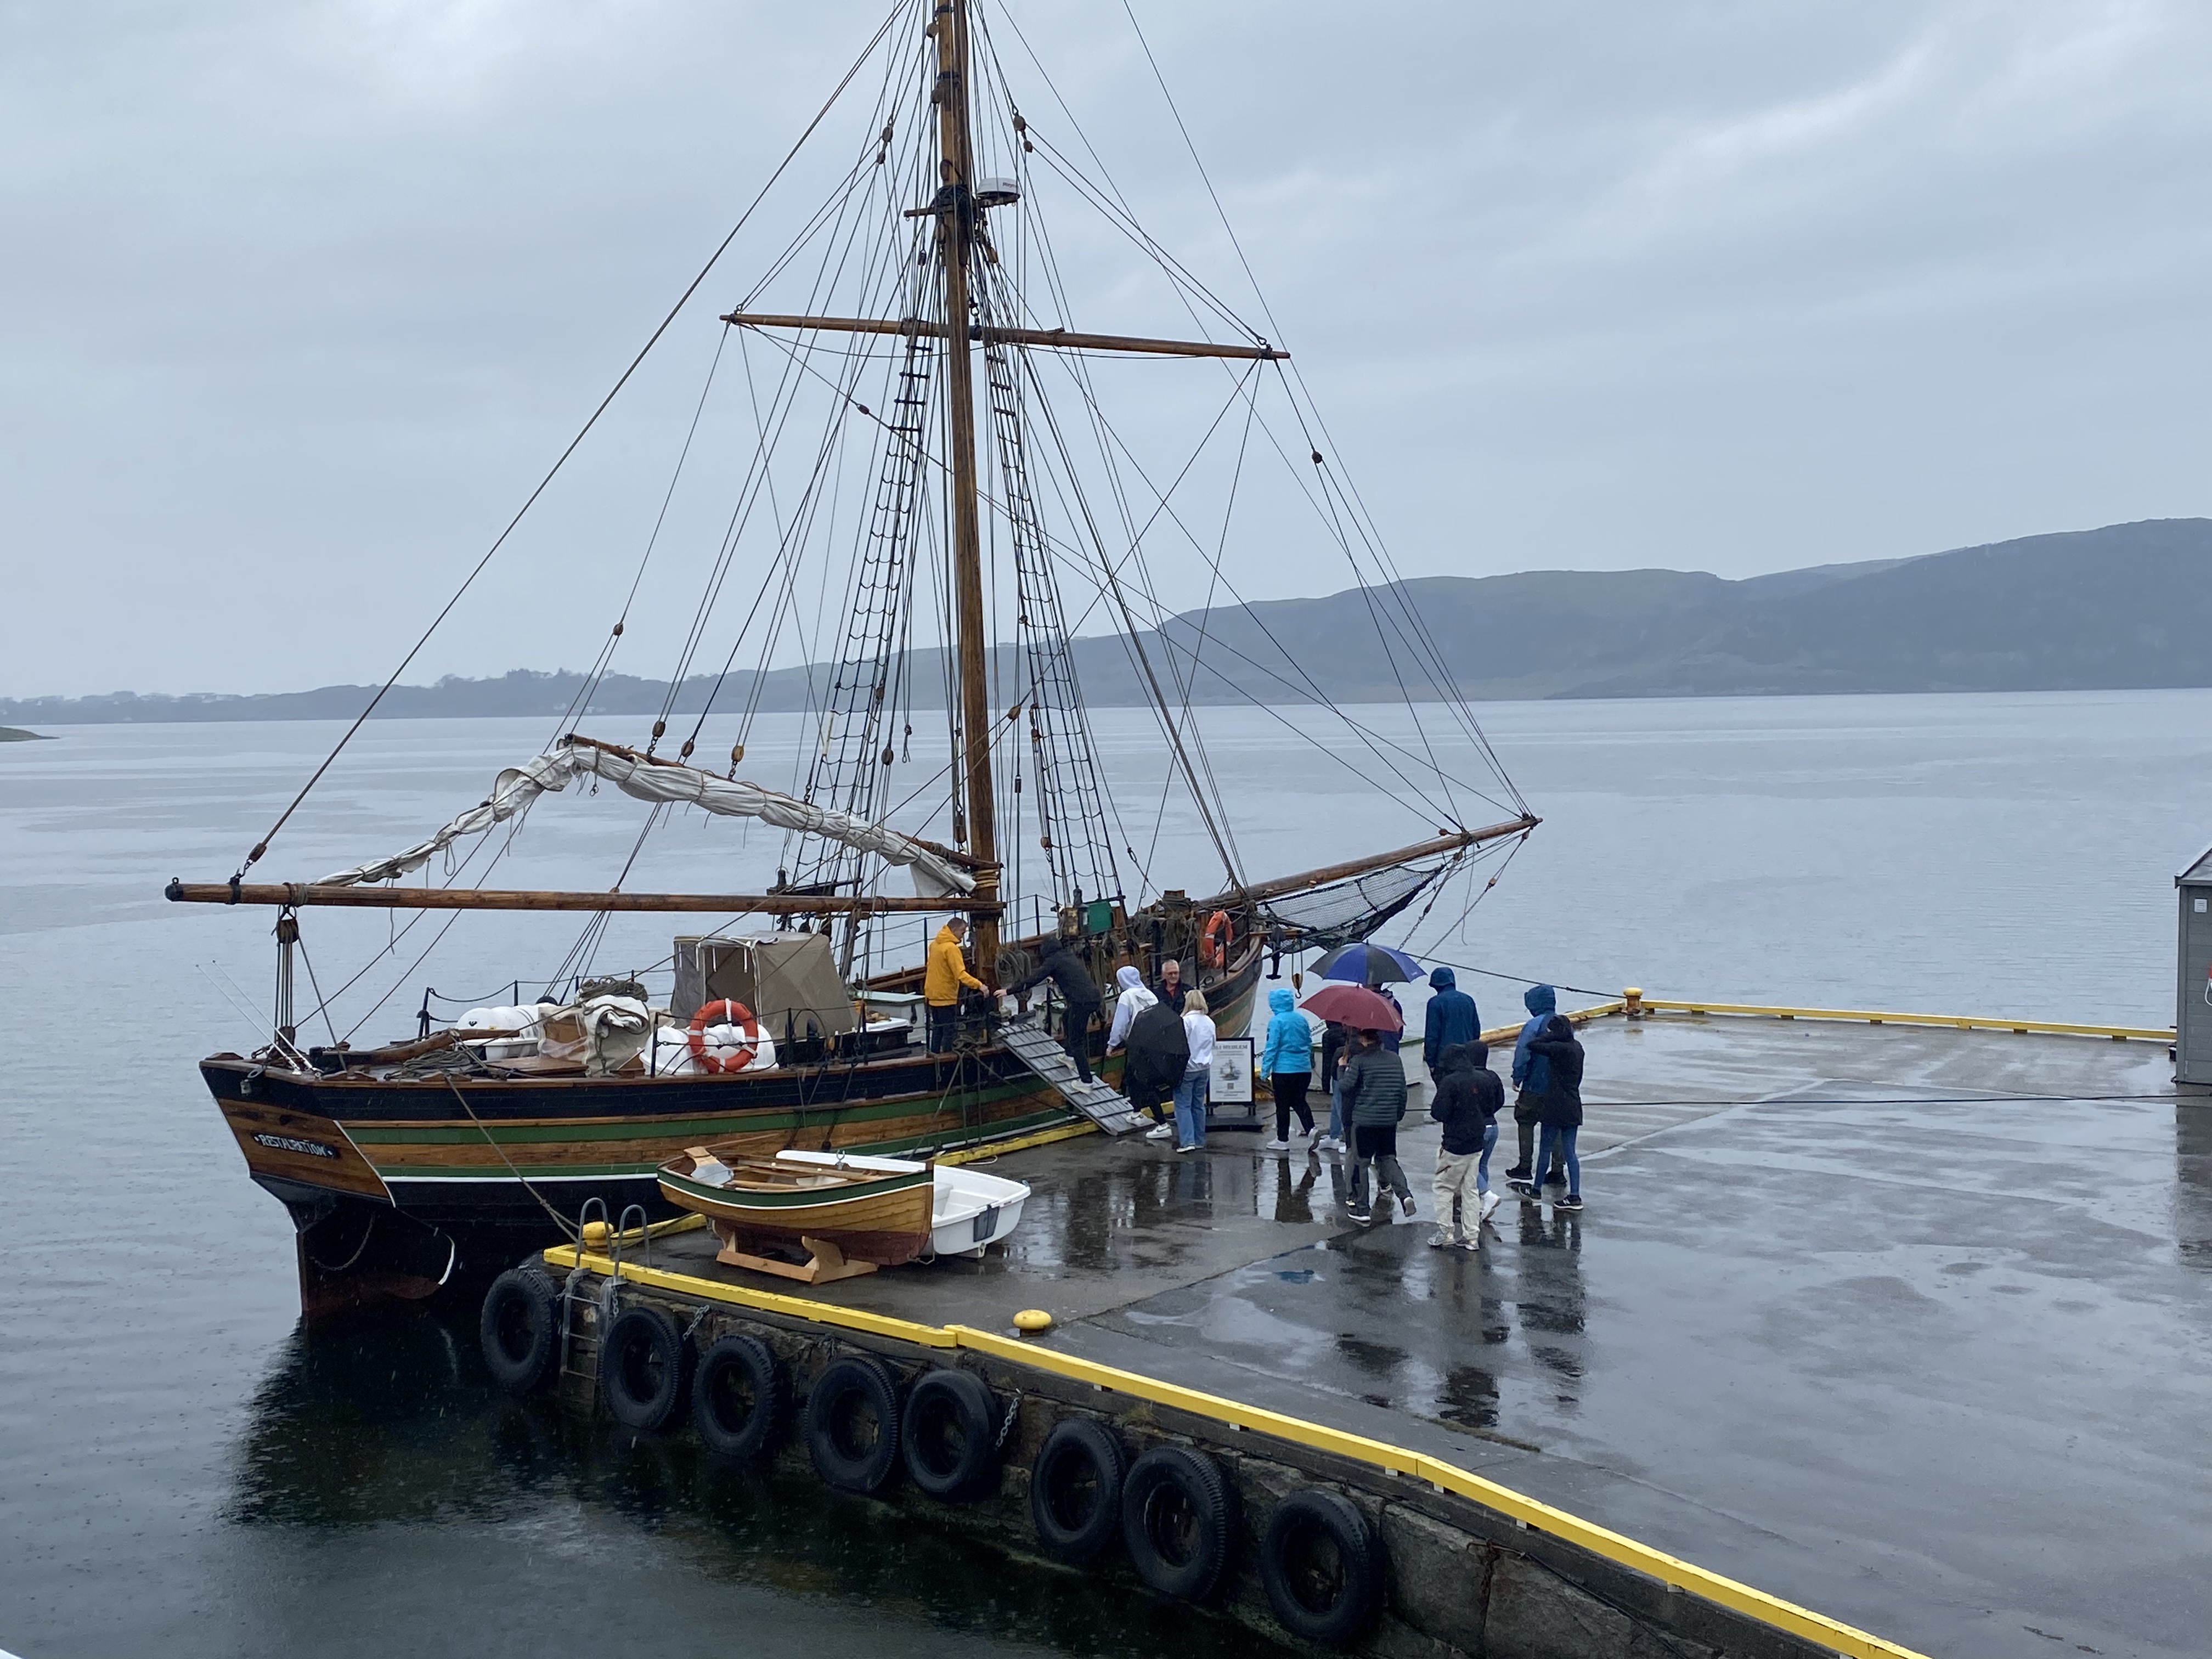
[933,0,1002,978]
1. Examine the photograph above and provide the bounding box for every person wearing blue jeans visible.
[1532,1122,1578,1204]
[1174,990,1216,1153]
[1513,1015,1585,1212]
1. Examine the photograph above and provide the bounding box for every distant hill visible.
[5,518,2207,723]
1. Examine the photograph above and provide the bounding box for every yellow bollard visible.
[1623,987,1644,1019]
[1012,1308,1053,1335]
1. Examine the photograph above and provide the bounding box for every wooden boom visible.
[720,311,1287,362]
[1188,817,1540,912]
[164,882,997,916]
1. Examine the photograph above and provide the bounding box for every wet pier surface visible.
[637,1014,2206,1659]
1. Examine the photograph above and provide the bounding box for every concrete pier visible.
[531,1011,2197,1659]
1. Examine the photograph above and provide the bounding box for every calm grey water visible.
[2,690,2208,1657]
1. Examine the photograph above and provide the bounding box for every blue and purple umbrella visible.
[1311,941,1424,986]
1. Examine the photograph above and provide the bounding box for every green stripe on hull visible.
[660,1168,929,1209]
[346,1074,1049,1147]
[366,1103,1077,1181]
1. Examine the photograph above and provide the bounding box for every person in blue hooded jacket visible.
[1504,984,1564,1186]
[1421,967,1478,1075]
[1258,986,1316,1150]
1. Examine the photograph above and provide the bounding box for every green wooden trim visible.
[369,1104,1076,1180]
[660,1166,929,1210]
[347,1076,1042,1146]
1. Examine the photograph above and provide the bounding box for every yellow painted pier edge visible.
[542,992,2186,1659]
[1480,995,2172,1046]
[544,1235,1928,1659]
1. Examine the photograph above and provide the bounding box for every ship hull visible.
[204,948,1263,1314]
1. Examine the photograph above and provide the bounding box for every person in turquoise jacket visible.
[1258,986,1316,1150]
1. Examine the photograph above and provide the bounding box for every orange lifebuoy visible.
[1200,909,1232,972]
[687,998,759,1074]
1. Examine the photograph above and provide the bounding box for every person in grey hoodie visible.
[1105,965,1156,1052]
[1504,984,1564,1187]
[1338,1028,1412,1223]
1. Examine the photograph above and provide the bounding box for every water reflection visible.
[2176,1104,2212,1271]
[1005,1153,1242,1274]
[1437,1364,1502,1431]
[1512,1204,1587,1410]
[1428,1225,1514,1432]
[1268,1154,1326,1223]
[227,1309,1290,1659]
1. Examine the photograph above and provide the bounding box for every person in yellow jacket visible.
[924,915,994,1052]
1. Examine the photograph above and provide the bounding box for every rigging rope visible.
[235,0,913,877]
[549,326,732,748]
[731,319,1488,837]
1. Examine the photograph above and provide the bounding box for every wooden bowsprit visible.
[996,1017,1150,1136]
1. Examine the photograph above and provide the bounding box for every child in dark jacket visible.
[1511,1016,1585,1211]
[1427,1041,1504,1248]
[1317,1022,1350,1150]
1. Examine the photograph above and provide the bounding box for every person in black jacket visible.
[1122,998,1189,1138]
[1510,1015,1585,1211]
[1012,929,1103,1081]
[1154,957,1189,1013]
[1427,1041,1503,1248]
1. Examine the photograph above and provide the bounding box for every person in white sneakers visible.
[1104,964,1156,1052]
[1427,1040,1503,1249]
[1314,1020,1350,1152]
[1256,986,1316,1152]
[1172,990,1217,1153]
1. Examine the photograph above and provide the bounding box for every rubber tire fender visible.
[600,1306,691,1432]
[479,1263,561,1393]
[1028,1418,1127,1563]
[805,1355,904,1494]
[1260,1489,1384,1646]
[1120,1444,1238,1601]
[691,1334,783,1462]
[900,1368,1001,1500]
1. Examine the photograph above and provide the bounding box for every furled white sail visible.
[314,741,975,896]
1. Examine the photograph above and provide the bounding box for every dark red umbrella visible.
[1299,983,1403,1033]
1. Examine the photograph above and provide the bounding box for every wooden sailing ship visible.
[171,0,1536,1315]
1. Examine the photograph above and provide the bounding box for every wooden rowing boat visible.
[661,1147,936,1282]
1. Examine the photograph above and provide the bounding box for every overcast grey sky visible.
[4,0,2207,697]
